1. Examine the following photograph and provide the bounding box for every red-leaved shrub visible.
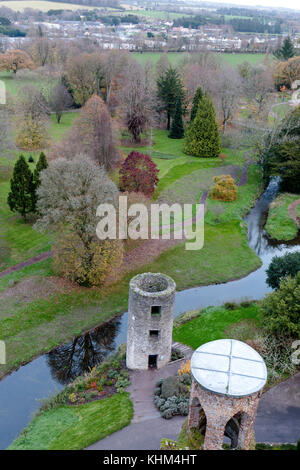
[119,151,159,196]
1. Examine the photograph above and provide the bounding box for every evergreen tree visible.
[168,96,184,139]
[33,151,48,188]
[157,66,184,130]
[190,86,203,122]
[274,36,295,61]
[7,155,36,220]
[184,93,221,158]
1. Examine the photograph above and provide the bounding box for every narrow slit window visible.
[151,306,161,317]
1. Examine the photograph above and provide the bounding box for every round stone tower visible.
[126,272,176,370]
[188,339,267,450]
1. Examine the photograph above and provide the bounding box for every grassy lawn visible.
[0,1,106,11]
[205,164,263,225]
[0,220,261,378]
[265,193,300,241]
[0,126,262,378]
[48,112,79,141]
[173,304,260,349]
[0,71,56,97]
[8,393,133,450]
[0,180,53,271]
[132,52,266,68]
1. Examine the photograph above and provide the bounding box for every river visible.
[0,177,299,450]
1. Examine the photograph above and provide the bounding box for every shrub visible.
[53,235,123,287]
[266,252,300,290]
[15,117,49,150]
[260,272,300,338]
[119,151,159,196]
[224,301,238,310]
[160,376,188,399]
[178,361,191,376]
[209,175,238,202]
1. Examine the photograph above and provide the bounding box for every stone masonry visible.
[126,273,176,370]
[188,380,262,450]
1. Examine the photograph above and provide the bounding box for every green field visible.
[0,122,263,378]
[265,193,300,241]
[173,304,260,349]
[8,393,133,450]
[132,52,266,68]
[0,1,106,11]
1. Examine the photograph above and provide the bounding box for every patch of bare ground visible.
[0,276,76,304]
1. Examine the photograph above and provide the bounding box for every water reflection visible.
[47,318,121,384]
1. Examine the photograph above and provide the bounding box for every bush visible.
[119,151,159,196]
[154,374,190,419]
[266,252,300,290]
[53,235,123,287]
[260,272,300,338]
[160,376,188,399]
[209,175,238,202]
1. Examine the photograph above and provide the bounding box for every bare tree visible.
[241,64,274,115]
[49,83,73,123]
[120,61,155,143]
[215,65,242,132]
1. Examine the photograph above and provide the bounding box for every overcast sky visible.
[204,0,300,11]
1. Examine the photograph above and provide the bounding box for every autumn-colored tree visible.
[66,52,103,105]
[35,155,120,286]
[0,49,34,74]
[209,175,238,202]
[15,84,50,150]
[274,56,300,89]
[48,95,119,169]
[15,117,49,150]
[53,234,123,287]
[119,151,159,196]
[75,94,118,169]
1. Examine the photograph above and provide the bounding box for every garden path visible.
[87,353,300,450]
[288,199,300,228]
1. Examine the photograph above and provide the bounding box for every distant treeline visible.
[230,18,282,34]
[216,7,277,18]
[99,14,139,25]
[173,15,223,29]
[0,16,25,36]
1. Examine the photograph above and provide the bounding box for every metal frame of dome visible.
[191,339,267,398]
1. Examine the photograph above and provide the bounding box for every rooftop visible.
[191,339,267,398]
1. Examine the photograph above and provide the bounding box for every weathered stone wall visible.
[188,379,261,450]
[126,273,176,370]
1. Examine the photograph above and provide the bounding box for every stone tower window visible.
[151,305,161,317]
[149,330,160,338]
